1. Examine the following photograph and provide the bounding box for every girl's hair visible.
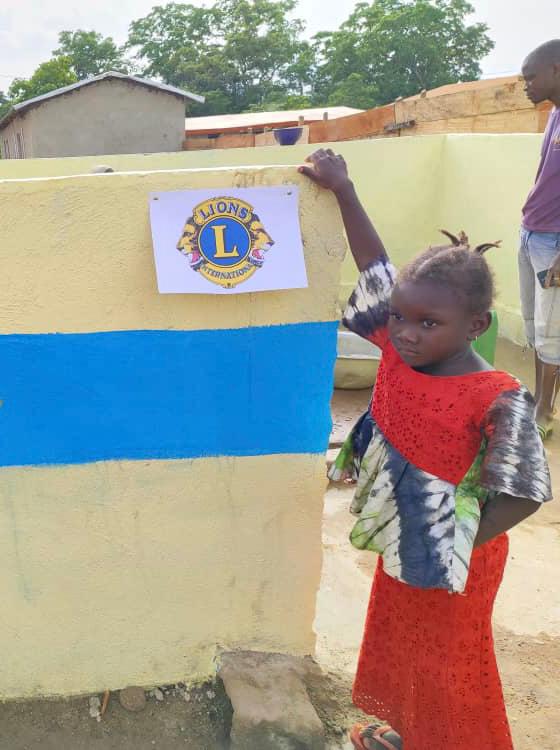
[398,230,500,315]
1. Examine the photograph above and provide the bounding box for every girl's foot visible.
[537,420,554,441]
[349,723,403,750]
[536,404,556,441]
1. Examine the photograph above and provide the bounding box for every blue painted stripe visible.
[0,323,337,467]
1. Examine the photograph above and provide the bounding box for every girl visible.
[299,150,552,750]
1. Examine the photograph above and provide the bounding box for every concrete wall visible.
[0,166,346,699]
[0,133,544,343]
[2,80,186,158]
[0,136,445,313]
[438,134,542,343]
[0,108,36,159]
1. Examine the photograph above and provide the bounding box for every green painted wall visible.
[438,134,541,343]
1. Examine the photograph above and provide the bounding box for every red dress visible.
[337,259,552,750]
[353,536,511,748]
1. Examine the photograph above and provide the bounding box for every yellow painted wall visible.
[0,133,541,340]
[0,135,445,313]
[0,167,345,335]
[0,166,346,699]
[0,133,543,698]
[1,455,327,699]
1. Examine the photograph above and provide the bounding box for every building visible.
[0,71,204,159]
[183,106,364,150]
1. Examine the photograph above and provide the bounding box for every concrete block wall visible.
[0,166,346,698]
[0,133,544,343]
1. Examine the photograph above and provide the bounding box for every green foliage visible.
[247,93,312,113]
[54,30,129,80]
[3,29,128,110]
[324,73,380,111]
[2,0,496,116]
[126,0,313,115]
[312,0,495,107]
[8,57,78,103]
[0,91,11,119]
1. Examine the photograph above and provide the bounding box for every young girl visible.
[299,150,553,750]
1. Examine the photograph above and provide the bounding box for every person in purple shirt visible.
[521,40,560,439]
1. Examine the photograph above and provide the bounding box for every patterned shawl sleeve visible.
[343,256,397,349]
[480,384,552,502]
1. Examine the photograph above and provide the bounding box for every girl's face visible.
[388,280,490,369]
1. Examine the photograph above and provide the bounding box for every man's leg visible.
[519,230,538,395]
[535,356,559,426]
[524,230,560,432]
[534,350,542,403]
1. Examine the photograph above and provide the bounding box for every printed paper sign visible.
[149,185,308,294]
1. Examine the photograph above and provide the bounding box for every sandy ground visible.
[317,339,560,749]
[1,340,558,749]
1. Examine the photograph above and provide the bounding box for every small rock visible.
[119,686,147,713]
[219,651,325,749]
[89,696,101,719]
[206,689,216,700]
[184,693,191,702]
[154,688,164,702]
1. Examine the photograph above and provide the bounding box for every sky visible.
[0,0,559,89]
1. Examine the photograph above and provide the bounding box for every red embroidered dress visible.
[331,259,552,749]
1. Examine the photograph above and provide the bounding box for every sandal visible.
[537,422,553,441]
[350,723,402,750]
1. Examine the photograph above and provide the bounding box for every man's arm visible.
[299,148,387,271]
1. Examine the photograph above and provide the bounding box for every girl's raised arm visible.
[299,149,387,271]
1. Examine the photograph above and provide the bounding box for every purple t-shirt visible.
[523,107,560,232]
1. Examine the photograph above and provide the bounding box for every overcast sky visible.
[1,0,559,89]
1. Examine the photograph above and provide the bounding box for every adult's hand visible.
[544,252,560,288]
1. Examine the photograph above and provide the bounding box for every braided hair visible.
[398,230,500,315]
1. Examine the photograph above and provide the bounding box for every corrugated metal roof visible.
[0,71,205,129]
[185,106,364,134]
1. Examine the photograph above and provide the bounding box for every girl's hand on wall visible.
[299,149,352,197]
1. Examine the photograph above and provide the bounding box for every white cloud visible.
[471,0,560,76]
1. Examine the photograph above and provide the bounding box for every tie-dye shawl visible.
[330,258,552,593]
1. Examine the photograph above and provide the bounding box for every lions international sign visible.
[150,186,308,294]
[177,196,275,289]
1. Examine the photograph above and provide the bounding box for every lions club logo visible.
[177,197,275,289]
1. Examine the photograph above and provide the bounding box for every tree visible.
[8,57,78,103]
[126,0,313,115]
[53,30,129,80]
[0,91,11,119]
[5,29,129,108]
[312,0,494,109]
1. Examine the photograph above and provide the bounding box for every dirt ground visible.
[1,339,558,749]
[0,682,232,750]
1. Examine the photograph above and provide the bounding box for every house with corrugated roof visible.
[183,106,364,150]
[0,71,204,159]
